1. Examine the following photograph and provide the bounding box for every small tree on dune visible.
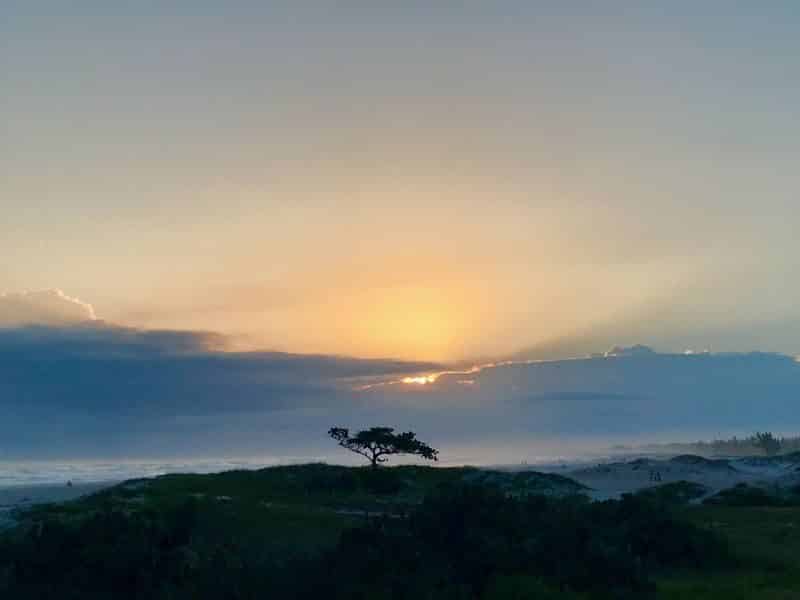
[328,426,438,468]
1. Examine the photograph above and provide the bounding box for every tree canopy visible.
[328,426,438,467]
[752,431,782,456]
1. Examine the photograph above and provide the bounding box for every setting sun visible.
[401,375,439,385]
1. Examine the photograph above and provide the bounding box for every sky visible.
[4,2,800,364]
[2,302,800,461]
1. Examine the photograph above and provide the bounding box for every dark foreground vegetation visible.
[0,464,798,598]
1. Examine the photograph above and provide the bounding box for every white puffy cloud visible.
[0,289,97,327]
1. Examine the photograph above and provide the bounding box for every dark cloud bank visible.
[2,323,800,461]
[0,324,442,459]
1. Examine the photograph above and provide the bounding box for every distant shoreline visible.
[0,481,118,528]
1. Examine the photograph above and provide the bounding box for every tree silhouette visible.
[328,426,438,468]
[752,431,781,456]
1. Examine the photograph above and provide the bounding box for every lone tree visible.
[752,431,782,456]
[328,426,438,468]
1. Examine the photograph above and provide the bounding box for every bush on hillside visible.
[635,481,709,505]
[0,480,731,599]
[301,484,730,599]
[703,483,785,507]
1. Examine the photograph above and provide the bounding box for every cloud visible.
[0,289,96,327]
[3,292,800,464]
[0,323,227,357]
[0,319,445,459]
[417,348,800,436]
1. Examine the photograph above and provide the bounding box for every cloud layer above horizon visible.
[1,294,799,462]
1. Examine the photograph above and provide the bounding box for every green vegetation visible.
[635,481,709,505]
[752,432,782,456]
[0,464,798,598]
[702,482,800,508]
[312,485,728,599]
[657,505,800,599]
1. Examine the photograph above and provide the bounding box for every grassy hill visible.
[659,504,800,598]
[12,464,588,558]
[2,463,800,598]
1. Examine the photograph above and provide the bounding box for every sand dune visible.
[567,454,800,500]
[0,454,798,528]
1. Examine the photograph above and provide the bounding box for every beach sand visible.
[566,455,800,500]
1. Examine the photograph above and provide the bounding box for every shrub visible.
[0,480,731,599]
[304,484,730,599]
[359,468,405,495]
[635,481,709,505]
[703,483,784,507]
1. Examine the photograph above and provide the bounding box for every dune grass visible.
[8,464,800,598]
[18,464,584,554]
[657,505,800,598]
